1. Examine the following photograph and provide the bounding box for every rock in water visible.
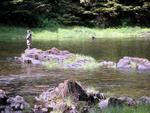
[0,89,8,106]
[118,96,137,106]
[16,47,98,69]
[35,80,104,112]
[16,47,71,65]
[117,56,150,71]
[98,97,122,109]
[7,95,30,111]
[0,89,8,112]
[0,90,30,113]
[99,61,116,68]
[33,105,49,113]
[98,98,109,109]
[138,96,150,104]
[108,97,124,107]
[36,80,89,104]
[63,80,89,101]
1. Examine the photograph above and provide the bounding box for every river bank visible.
[0,80,150,113]
[0,25,150,42]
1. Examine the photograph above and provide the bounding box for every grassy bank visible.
[0,25,150,42]
[90,105,150,113]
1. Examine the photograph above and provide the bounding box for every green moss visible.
[1,0,150,27]
[43,54,100,70]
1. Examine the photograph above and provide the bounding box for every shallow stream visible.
[0,38,150,104]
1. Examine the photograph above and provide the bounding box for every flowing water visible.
[0,38,150,104]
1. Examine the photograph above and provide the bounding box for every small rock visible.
[99,97,125,109]
[99,61,116,68]
[118,96,137,106]
[7,95,30,111]
[98,98,109,109]
[0,89,8,106]
[138,96,150,104]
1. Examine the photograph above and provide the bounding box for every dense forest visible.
[0,0,150,27]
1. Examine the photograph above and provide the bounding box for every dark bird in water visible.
[92,36,95,40]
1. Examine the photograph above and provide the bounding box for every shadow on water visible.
[0,38,150,104]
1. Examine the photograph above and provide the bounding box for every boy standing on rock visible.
[26,30,32,49]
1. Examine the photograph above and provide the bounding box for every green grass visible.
[89,105,150,113]
[0,25,150,42]
[43,54,100,70]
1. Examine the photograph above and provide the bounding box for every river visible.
[0,38,150,105]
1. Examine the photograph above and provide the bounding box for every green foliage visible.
[0,0,150,27]
[37,16,60,28]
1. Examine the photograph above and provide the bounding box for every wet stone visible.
[138,96,150,104]
[0,89,30,113]
[35,80,105,112]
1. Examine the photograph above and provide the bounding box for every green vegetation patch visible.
[43,54,100,70]
[89,105,150,113]
[0,25,150,42]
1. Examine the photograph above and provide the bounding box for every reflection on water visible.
[0,38,150,104]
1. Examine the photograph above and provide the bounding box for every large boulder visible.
[117,56,150,71]
[36,80,89,104]
[140,31,150,39]
[17,48,71,65]
[35,80,105,112]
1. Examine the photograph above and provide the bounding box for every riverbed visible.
[0,38,150,105]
